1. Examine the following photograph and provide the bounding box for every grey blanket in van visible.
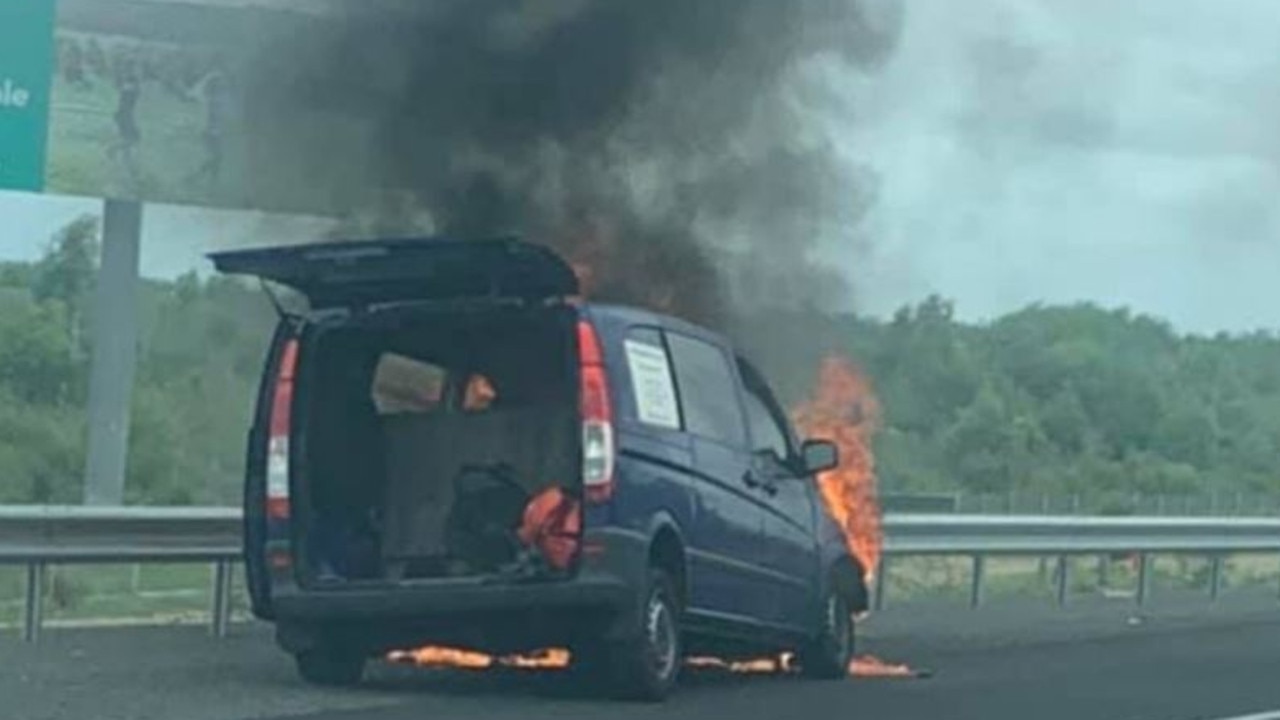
[380,408,574,562]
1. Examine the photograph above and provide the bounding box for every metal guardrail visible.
[2,507,1278,642]
[878,514,1280,611]
[884,514,1280,554]
[0,506,241,642]
[949,490,1280,517]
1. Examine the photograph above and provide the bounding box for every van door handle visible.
[743,472,778,497]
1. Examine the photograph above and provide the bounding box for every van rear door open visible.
[215,238,581,610]
[210,237,579,308]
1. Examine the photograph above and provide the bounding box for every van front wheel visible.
[295,647,366,687]
[798,590,854,680]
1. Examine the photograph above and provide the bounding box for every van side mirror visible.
[800,440,838,474]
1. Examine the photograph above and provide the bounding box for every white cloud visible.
[842,0,1280,332]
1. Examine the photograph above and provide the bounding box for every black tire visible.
[799,590,854,680]
[589,569,682,701]
[294,647,366,687]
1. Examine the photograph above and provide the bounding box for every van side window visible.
[737,359,793,460]
[743,388,789,460]
[737,358,793,458]
[624,328,681,430]
[667,333,747,446]
[370,353,447,415]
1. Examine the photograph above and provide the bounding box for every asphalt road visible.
[5,591,1280,720]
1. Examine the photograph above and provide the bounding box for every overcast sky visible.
[3,0,1279,334]
[845,0,1280,333]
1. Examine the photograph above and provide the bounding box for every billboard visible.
[2,0,381,218]
[0,0,58,192]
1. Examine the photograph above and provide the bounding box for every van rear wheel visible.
[578,569,681,701]
[295,647,366,687]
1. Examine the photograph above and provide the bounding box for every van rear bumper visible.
[270,527,649,655]
[272,575,631,620]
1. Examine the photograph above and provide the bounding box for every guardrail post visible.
[1097,555,1110,589]
[1136,553,1151,607]
[969,555,985,609]
[873,557,888,611]
[1208,555,1223,602]
[210,560,232,638]
[1055,556,1071,607]
[24,561,46,642]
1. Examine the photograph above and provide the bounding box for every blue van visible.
[213,238,869,701]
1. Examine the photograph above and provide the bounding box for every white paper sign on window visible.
[624,339,681,429]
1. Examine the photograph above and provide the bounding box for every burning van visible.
[213,237,869,701]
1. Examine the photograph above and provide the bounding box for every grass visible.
[878,553,1279,605]
[0,563,249,628]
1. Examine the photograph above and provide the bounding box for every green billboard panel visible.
[0,0,57,192]
[42,0,382,217]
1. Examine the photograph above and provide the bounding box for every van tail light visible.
[578,320,615,504]
[266,339,298,521]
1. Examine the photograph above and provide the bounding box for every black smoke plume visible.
[243,0,901,329]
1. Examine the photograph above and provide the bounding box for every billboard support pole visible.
[83,199,143,506]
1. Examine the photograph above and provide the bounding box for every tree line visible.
[0,216,272,505]
[2,218,1279,509]
[745,298,1280,513]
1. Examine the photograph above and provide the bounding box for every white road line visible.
[1203,712,1280,720]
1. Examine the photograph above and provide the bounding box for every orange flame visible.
[501,648,572,669]
[685,655,793,673]
[792,355,883,582]
[390,646,918,680]
[850,655,916,678]
[387,646,493,670]
[686,652,917,679]
[388,646,571,671]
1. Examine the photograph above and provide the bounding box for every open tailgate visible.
[209,237,579,308]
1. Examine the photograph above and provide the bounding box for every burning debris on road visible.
[391,647,923,680]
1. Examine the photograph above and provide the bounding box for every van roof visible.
[581,303,728,348]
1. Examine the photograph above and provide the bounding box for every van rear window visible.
[371,353,447,415]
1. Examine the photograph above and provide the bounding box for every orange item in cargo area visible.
[463,374,497,411]
[517,487,582,570]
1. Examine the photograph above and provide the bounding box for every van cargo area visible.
[294,303,581,585]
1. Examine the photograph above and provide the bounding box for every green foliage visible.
[747,299,1280,505]
[0,218,273,505]
[3,215,1280,507]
